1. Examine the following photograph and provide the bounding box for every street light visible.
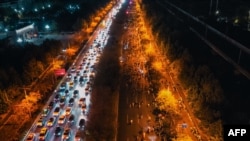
[209,0,219,16]
[45,25,50,29]
[17,37,23,43]
[45,24,50,32]
[215,10,220,15]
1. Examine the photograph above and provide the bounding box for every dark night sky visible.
[169,0,250,18]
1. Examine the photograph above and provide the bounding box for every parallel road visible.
[117,1,160,140]
[141,2,208,140]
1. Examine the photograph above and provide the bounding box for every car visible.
[78,118,85,129]
[58,115,66,125]
[54,94,60,102]
[54,126,63,137]
[47,117,55,127]
[69,81,74,89]
[69,98,74,106]
[60,82,67,90]
[81,104,87,114]
[39,127,48,141]
[26,133,36,141]
[83,70,88,74]
[71,66,76,73]
[65,107,72,116]
[53,107,60,116]
[76,71,81,76]
[68,114,75,122]
[74,131,83,141]
[85,86,90,91]
[83,73,88,78]
[63,128,71,140]
[79,76,84,83]
[58,89,65,97]
[85,92,89,96]
[66,73,72,79]
[86,81,92,86]
[41,108,50,117]
[89,73,95,79]
[68,114,75,125]
[74,76,78,82]
[48,101,54,109]
[66,77,71,82]
[65,89,69,97]
[36,117,45,127]
[59,97,66,106]
[90,65,95,69]
[78,64,84,70]
[78,98,86,107]
[73,90,79,98]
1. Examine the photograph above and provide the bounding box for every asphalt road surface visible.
[117,1,160,141]
[22,1,123,141]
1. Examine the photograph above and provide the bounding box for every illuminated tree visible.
[82,19,89,29]
[0,90,10,114]
[25,92,41,104]
[155,89,178,113]
[173,133,193,141]
[11,91,41,128]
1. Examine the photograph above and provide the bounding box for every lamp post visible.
[215,0,219,12]
[248,10,250,31]
[215,0,219,16]
[20,87,31,98]
[209,0,213,16]
[209,0,219,16]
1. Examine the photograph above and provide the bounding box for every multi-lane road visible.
[23,1,124,141]
[23,0,205,140]
[117,1,161,140]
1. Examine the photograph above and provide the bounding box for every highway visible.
[22,0,209,140]
[117,0,160,140]
[117,0,207,140]
[22,1,124,141]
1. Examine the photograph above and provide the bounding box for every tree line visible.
[139,0,237,140]
[0,0,113,114]
[0,0,117,140]
[0,39,62,114]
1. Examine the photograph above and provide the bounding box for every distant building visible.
[0,0,18,8]
[7,23,38,44]
[0,0,33,8]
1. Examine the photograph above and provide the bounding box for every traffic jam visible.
[24,2,123,141]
